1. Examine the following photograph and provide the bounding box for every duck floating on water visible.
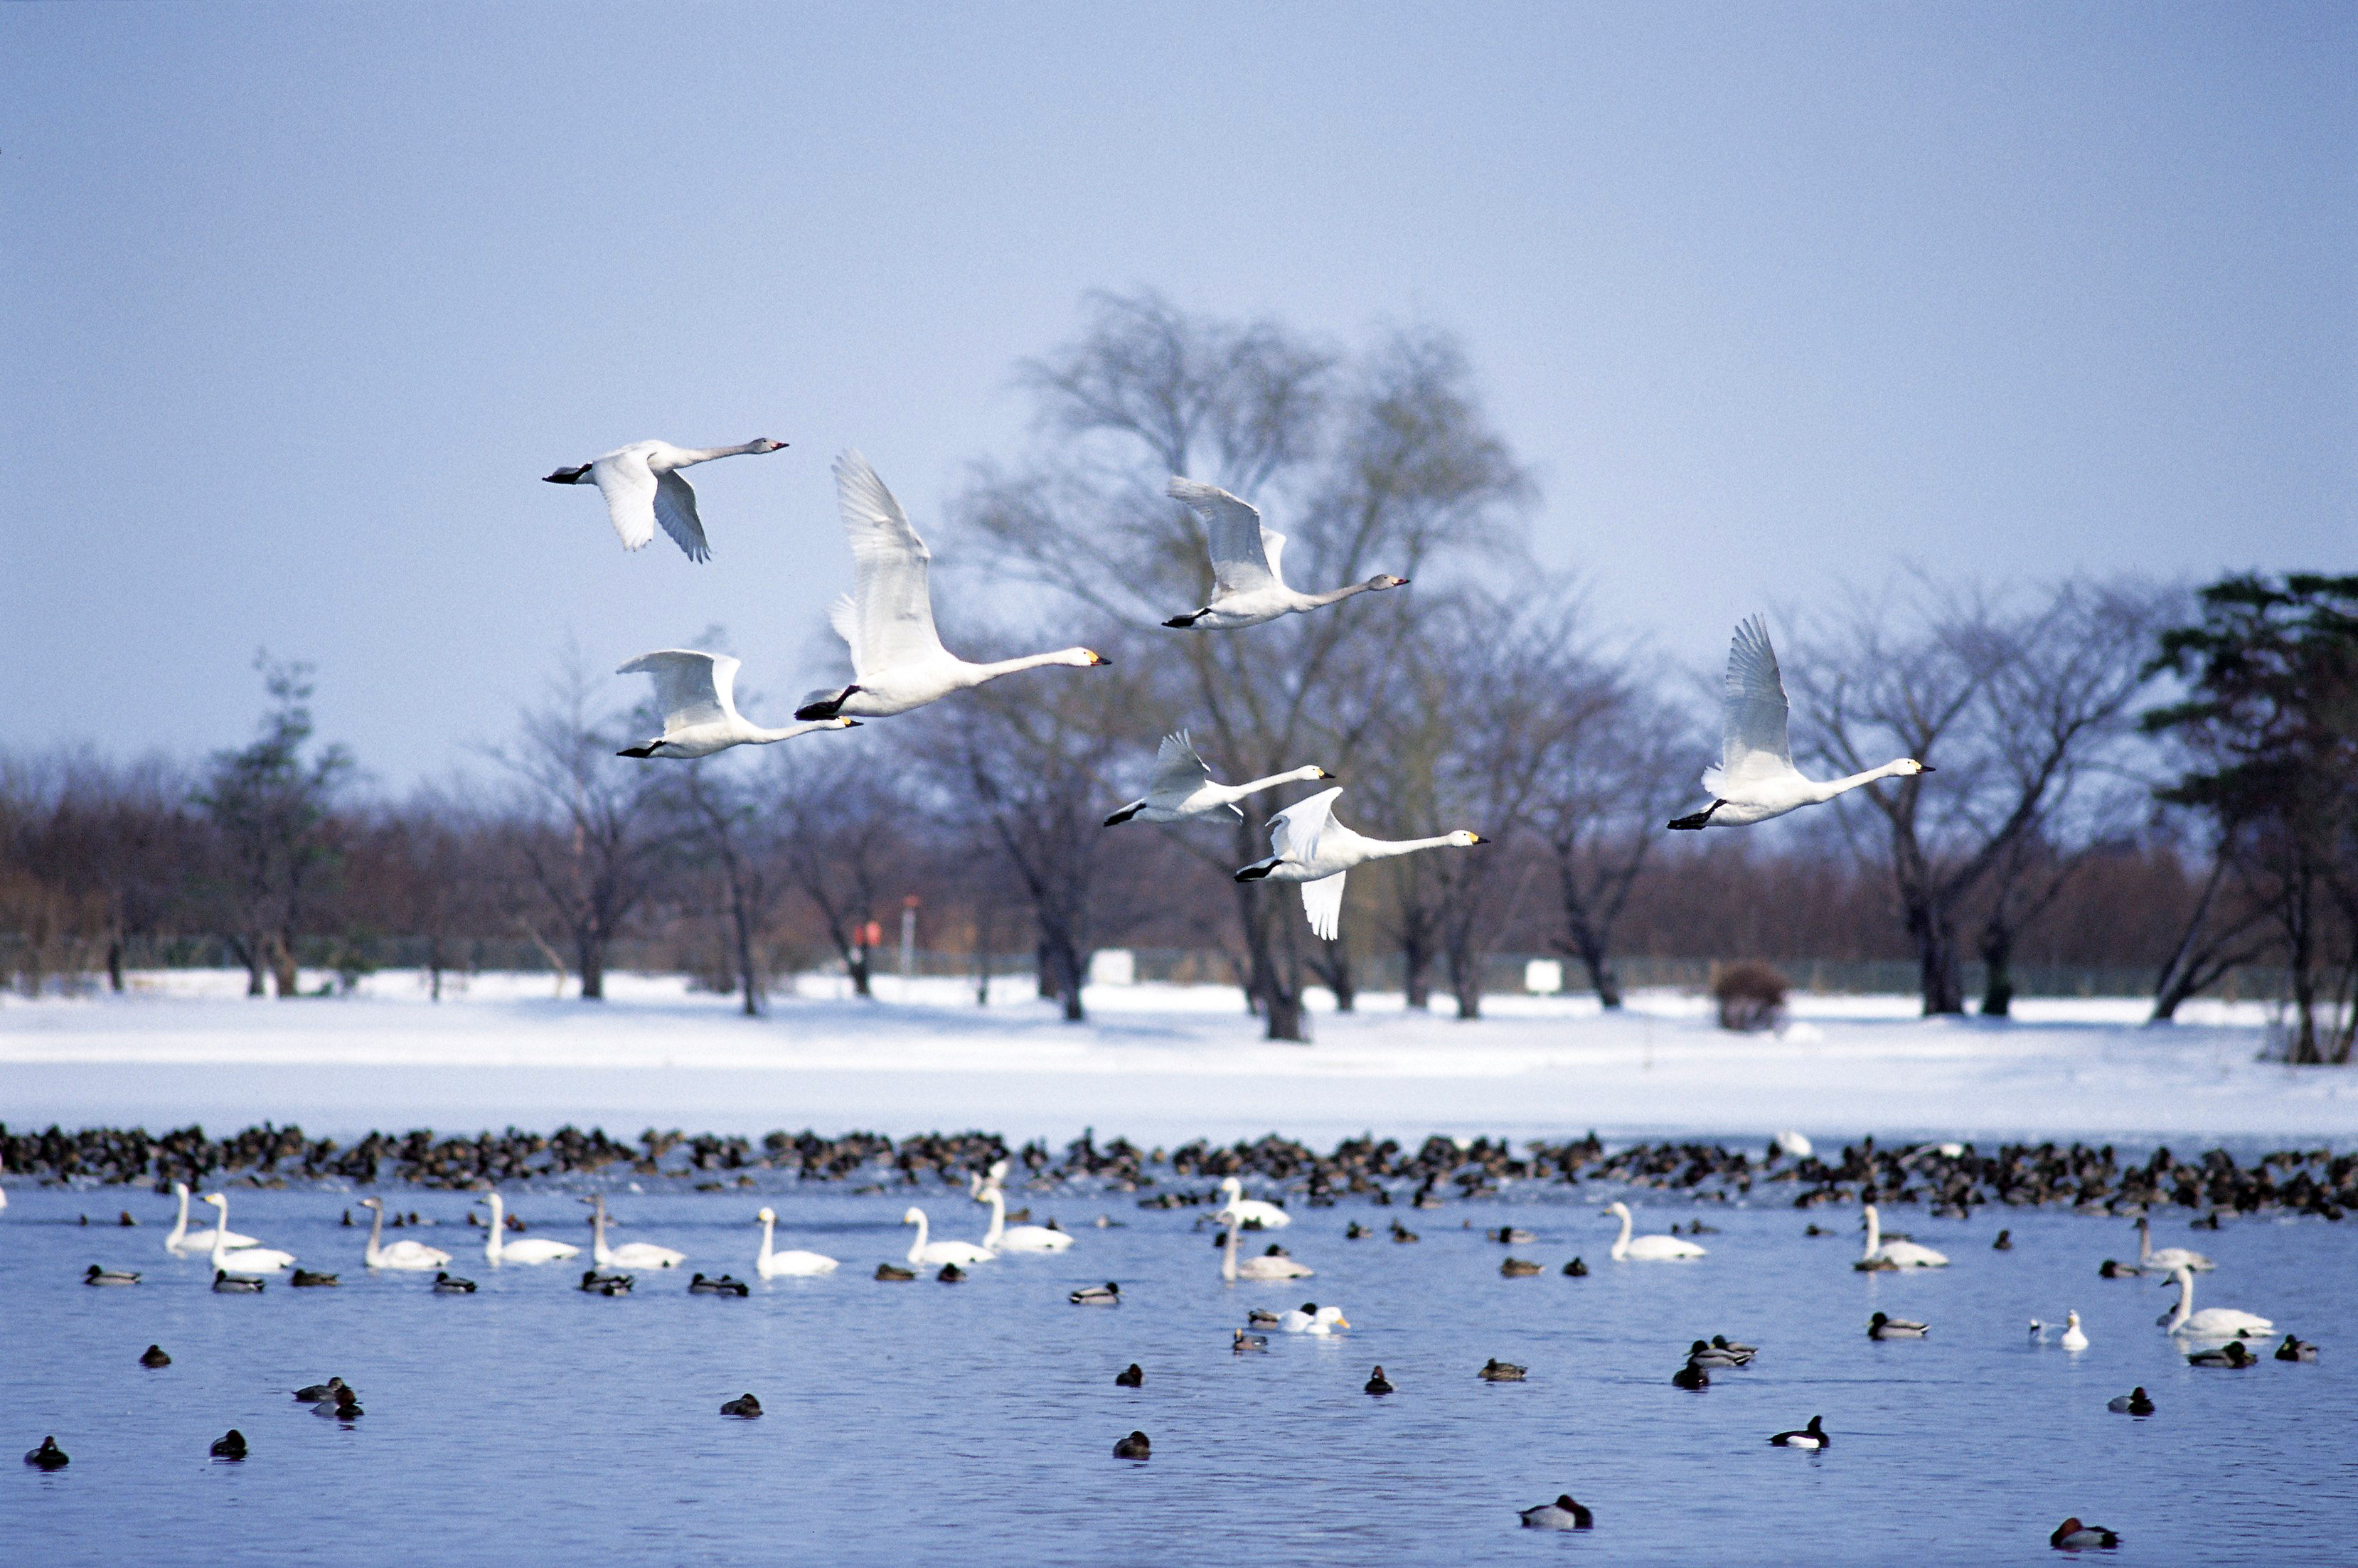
[290,1269,339,1287]
[294,1377,350,1404]
[313,1388,364,1419]
[874,1264,915,1281]
[1672,1360,1710,1390]
[689,1272,749,1296]
[1768,1416,1829,1449]
[1500,1257,1542,1277]
[23,1436,68,1471]
[1232,1329,1268,1353]
[1868,1312,1928,1340]
[208,1429,247,1461]
[2276,1335,2320,1363]
[139,1345,171,1369]
[213,1270,265,1294]
[1363,1365,1394,1395]
[579,1269,633,1296]
[1069,1283,1120,1306]
[2050,1517,2120,1550]
[1114,1362,1143,1387]
[84,1264,139,1286]
[1562,1257,1588,1276]
[432,1271,477,1294]
[1478,1358,1527,1382]
[2106,1387,2155,1415]
[1280,1303,1348,1333]
[1112,1430,1151,1461]
[1517,1495,1593,1530]
[1712,1335,1758,1363]
[2186,1340,2256,1368]
[720,1393,763,1418]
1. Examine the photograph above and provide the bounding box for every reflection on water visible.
[6,1183,2350,1565]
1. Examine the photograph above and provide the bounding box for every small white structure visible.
[1088,949,1136,987]
[1524,959,1564,995]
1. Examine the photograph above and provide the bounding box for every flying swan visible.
[1161,478,1407,629]
[542,438,786,561]
[1104,731,1333,826]
[614,650,858,759]
[795,451,1106,720]
[1668,617,1930,831]
[1234,788,1485,940]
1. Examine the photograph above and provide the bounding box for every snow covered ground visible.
[0,969,2346,1146]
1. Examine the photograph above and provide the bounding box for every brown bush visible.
[1712,960,1789,1033]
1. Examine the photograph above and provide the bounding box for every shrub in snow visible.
[1712,961,1788,1033]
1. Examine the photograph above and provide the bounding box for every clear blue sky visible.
[3,3,2349,788]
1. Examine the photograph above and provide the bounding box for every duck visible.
[586,1195,685,1270]
[1114,1363,1143,1387]
[1500,1257,1542,1277]
[1345,1221,1368,1239]
[1213,1176,1291,1230]
[313,1388,364,1419]
[1232,1329,1269,1353]
[1234,788,1485,941]
[139,1345,171,1369]
[1363,1365,1394,1395]
[208,1429,247,1461]
[1604,1201,1705,1261]
[1478,1359,1527,1382]
[84,1264,139,1286]
[2106,1387,2155,1414]
[2186,1340,2256,1368]
[980,1188,1074,1254]
[1770,1416,1830,1449]
[1711,1335,1758,1363]
[2060,1311,2088,1351]
[1104,730,1333,826]
[578,1269,634,1295]
[2156,1264,2271,1340]
[794,452,1106,721]
[356,1198,446,1271]
[874,1264,916,1281]
[1867,1312,1928,1340]
[2099,1259,2143,1279]
[1281,1303,1349,1334]
[689,1272,750,1296]
[541,437,785,560]
[1562,1257,1588,1276]
[614,649,857,760]
[1992,1230,2014,1250]
[1160,476,1409,630]
[1221,1219,1313,1282]
[1247,1308,1284,1328]
[1686,1340,1746,1370]
[2049,1518,2121,1550]
[1389,1222,1420,1244]
[2275,1335,2320,1363]
[164,1180,255,1255]
[719,1393,763,1419]
[937,1263,966,1283]
[1112,1431,1151,1461]
[213,1270,265,1293]
[478,1193,580,1265]
[2135,1217,2214,1274]
[753,1207,839,1277]
[1668,615,1931,830]
[290,1268,339,1287]
[901,1205,993,1267]
[23,1436,68,1471]
[1069,1282,1121,1306]
[293,1377,350,1404]
[1671,1360,1711,1390]
[431,1271,477,1294]
[203,1195,296,1273]
[1517,1495,1592,1530]
[1859,1202,1948,1269]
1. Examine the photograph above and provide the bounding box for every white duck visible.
[979,1188,1074,1254]
[1103,731,1333,826]
[1213,1176,1292,1230]
[2157,1264,2272,1340]
[1668,616,1931,830]
[478,1193,579,1266]
[586,1195,685,1269]
[902,1205,995,1266]
[794,452,1106,720]
[1604,1201,1705,1261]
[1161,478,1408,629]
[1860,1203,1949,1269]
[1222,1219,1313,1282]
[754,1208,839,1276]
[166,1181,257,1255]
[542,437,785,561]
[2060,1310,2089,1352]
[356,1197,449,1271]
[2136,1217,2216,1274]
[1279,1303,1350,1333]
[201,1195,296,1273]
[615,650,858,759]
[1234,788,1485,940]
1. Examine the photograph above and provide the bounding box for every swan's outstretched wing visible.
[1719,615,1795,785]
[1168,478,1277,596]
[1144,730,1215,804]
[617,650,735,730]
[1299,871,1347,942]
[1268,786,1343,868]
[590,448,661,551]
[653,471,712,562]
[833,451,946,679]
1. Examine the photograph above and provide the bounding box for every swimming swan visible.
[1860,1203,1948,1269]
[542,437,785,561]
[202,1195,295,1272]
[754,1207,839,1276]
[1604,1201,1705,1261]
[479,1193,580,1265]
[2156,1264,2271,1340]
[1161,477,1408,630]
[2135,1217,2214,1274]
[794,452,1106,721]
[1104,730,1333,826]
[1222,1218,1313,1282]
[165,1182,256,1254]
[1212,1176,1292,1230]
[1668,617,1930,831]
[586,1195,685,1269]
[981,1188,1074,1254]
[1234,788,1485,940]
[614,650,858,759]
[356,1198,447,1271]
[902,1206,994,1266]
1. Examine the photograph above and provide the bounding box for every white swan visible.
[1222,1217,1313,1282]
[166,1181,256,1255]
[614,651,858,759]
[980,1189,1074,1254]
[1104,731,1333,826]
[1668,617,1930,831]
[199,1195,294,1273]
[542,437,785,561]
[1279,1303,1349,1333]
[586,1195,685,1269]
[1161,478,1408,629]
[2136,1217,2216,1274]
[794,452,1106,720]
[1213,1176,1293,1230]
[902,1205,995,1266]
[2157,1264,2272,1340]
[1234,788,1485,940]
[478,1193,578,1266]
[754,1207,839,1276]
[1861,1204,1948,1269]
[356,1198,449,1271]
[1604,1201,1705,1261]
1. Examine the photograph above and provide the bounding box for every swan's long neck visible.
[1222,1220,1239,1283]
[1863,1205,1881,1259]
[2137,1223,2153,1265]
[1808,760,1919,804]
[366,1202,385,1264]
[758,1213,775,1270]
[485,1195,503,1263]
[1361,833,1463,863]
[983,1190,1006,1249]
[168,1186,190,1248]
[1611,1206,1633,1259]
[1302,580,1382,609]
[2165,1269,2192,1329]
[208,1208,228,1267]
[669,440,770,466]
[592,1201,611,1266]
[1224,768,1324,801]
[963,650,1087,685]
[907,1212,929,1263]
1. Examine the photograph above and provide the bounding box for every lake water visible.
[6,1180,2350,1566]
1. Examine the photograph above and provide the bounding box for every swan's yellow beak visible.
[1333,1316,1351,1328]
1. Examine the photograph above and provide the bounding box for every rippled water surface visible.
[6,1181,2352,1566]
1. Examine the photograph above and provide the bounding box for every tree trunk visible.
[1447,939,1484,1020]
[1899,882,1966,1015]
[732,892,760,1018]
[1978,921,2016,1018]
[971,910,993,1008]
[1560,927,1624,1010]
[1401,927,1432,1010]
[576,929,607,1001]
[427,934,444,1003]
[1311,940,1356,1013]
[235,934,267,996]
[105,935,126,994]
[1235,882,1309,1043]
[269,932,300,999]
[847,948,872,998]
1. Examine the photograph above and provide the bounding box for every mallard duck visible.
[1672,1360,1710,1390]
[213,1270,265,1294]
[23,1436,68,1471]
[689,1272,749,1296]
[1500,1257,1542,1277]
[1232,1329,1268,1353]
[1686,1339,1745,1369]
[1069,1282,1121,1306]
[84,1264,139,1286]
[578,1269,633,1295]
[1247,1308,1283,1328]
[290,1269,340,1287]
[1711,1335,1757,1362]
[1867,1311,1928,1340]
[1389,1222,1419,1244]
[1768,1416,1828,1449]
[1345,1221,1368,1239]
[1517,1495,1592,1530]
[1479,1358,1526,1382]
[1363,1365,1394,1395]
[2106,1387,2155,1414]
[874,1263,916,1281]
[1490,1226,1536,1244]
[720,1393,763,1418]
[139,1345,171,1369]
[1992,1230,2013,1250]
[2276,1335,2320,1363]
[1112,1430,1151,1460]
[208,1429,247,1461]
[432,1271,477,1294]
[2187,1340,2255,1367]
[2098,1259,2143,1279]
[2049,1518,2120,1550]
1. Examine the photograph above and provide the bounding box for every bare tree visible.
[661,758,793,1017]
[769,739,913,998]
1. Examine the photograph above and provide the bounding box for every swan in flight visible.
[614,650,858,759]
[201,1195,295,1273]
[585,1195,685,1269]
[1234,788,1485,940]
[2157,1264,2272,1340]
[355,1198,448,1271]
[477,1193,579,1266]
[795,452,1106,720]
[1104,731,1333,826]
[1604,1201,1705,1261]
[1222,1220,1313,1282]
[1160,478,1407,629]
[2135,1217,2215,1274]
[902,1206,995,1266]
[165,1182,256,1255]
[1858,1203,1948,1269]
[1213,1176,1292,1230]
[754,1207,839,1276]
[978,1188,1074,1254]
[1668,617,1931,831]
[542,438,785,562]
